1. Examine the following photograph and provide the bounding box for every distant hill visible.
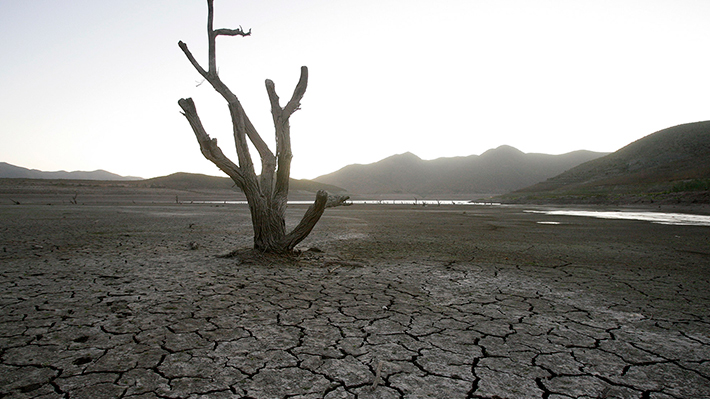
[502,121,710,204]
[313,147,607,195]
[0,171,346,205]
[0,162,344,196]
[138,172,346,194]
[0,162,142,181]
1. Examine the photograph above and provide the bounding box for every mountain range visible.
[1,148,607,196]
[502,120,710,203]
[0,162,142,181]
[314,147,607,195]
[4,120,708,202]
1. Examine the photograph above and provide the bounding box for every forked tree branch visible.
[266,67,309,119]
[264,68,308,122]
[266,66,309,201]
[179,40,269,177]
[178,4,274,186]
[207,1,251,76]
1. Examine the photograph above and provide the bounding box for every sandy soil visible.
[1,197,709,398]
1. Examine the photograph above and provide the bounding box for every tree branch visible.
[207,0,217,75]
[178,98,246,189]
[265,79,282,117]
[279,190,329,251]
[180,38,271,190]
[283,66,309,117]
[214,26,251,37]
[207,0,251,77]
[180,1,273,190]
[266,67,308,202]
[178,41,209,80]
[326,194,350,208]
[227,103,255,176]
[266,80,291,202]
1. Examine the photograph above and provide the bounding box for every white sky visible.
[1,0,709,179]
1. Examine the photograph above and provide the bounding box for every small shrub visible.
[671,179,710,192]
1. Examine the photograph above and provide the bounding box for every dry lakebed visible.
[1,197,709,398]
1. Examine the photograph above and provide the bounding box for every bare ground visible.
[1,201,709,398]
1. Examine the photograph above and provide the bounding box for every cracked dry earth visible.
[1,203,709,398]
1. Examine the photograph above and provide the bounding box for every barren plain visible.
[1,188,710,398]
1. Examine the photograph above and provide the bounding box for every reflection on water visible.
[343,200,500,205]
[186,200,710,227]
[197,200,500,206]
[526,210,710,227]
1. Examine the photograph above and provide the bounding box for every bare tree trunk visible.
[177,0,345,253]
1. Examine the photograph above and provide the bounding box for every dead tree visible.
[178,0,347,253]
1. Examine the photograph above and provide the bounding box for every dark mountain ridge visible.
[0,162,142,181]
[0,164,344,195]
[314,147,607,195]
[504,120,710,204]
[0,172,346,205]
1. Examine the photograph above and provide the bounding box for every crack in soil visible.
[1,204,709,398]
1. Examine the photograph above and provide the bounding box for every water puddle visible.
[526,210,710,227]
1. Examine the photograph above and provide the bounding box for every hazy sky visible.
[1,0,709,179]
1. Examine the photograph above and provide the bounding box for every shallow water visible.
[197,199,498,206]
[526,209,710,226]
[191,200,710,226]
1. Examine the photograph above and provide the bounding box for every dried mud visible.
[1,202,709,398]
